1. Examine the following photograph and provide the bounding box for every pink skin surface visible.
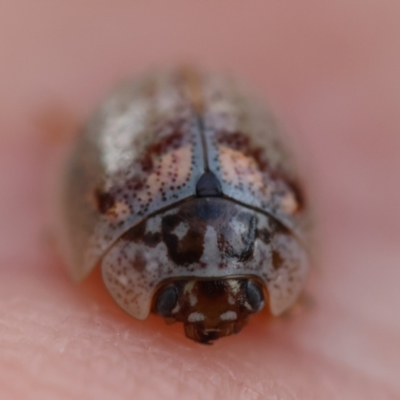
[1,1,400,399]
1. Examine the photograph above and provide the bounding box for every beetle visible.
[58,67,310,344]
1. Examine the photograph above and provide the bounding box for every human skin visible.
[1,1,400,399]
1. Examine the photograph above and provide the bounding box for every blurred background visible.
[0,1,399,399]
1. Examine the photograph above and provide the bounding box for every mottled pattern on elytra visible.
[101,198,308,320]
[59,68,310,322]
[59,71,204,279]
[201,74,308,239]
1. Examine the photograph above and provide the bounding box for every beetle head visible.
[152,278,265,344]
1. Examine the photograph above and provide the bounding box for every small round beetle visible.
[58,68,310,343]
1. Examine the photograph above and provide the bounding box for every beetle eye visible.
[246,281,264,313]
[155,285,178,317]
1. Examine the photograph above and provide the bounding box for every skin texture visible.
[1,1,400,399]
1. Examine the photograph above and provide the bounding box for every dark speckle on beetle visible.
[94,188,115,214]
